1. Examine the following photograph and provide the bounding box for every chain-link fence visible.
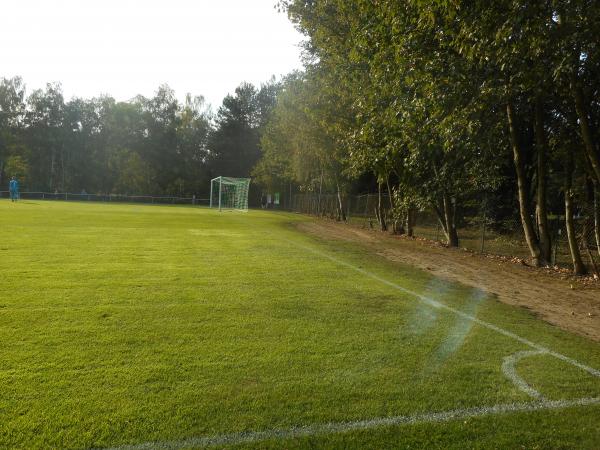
[0,191,209,206]
[292,193,600,272]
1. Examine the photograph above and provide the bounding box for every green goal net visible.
[210,177,251,211]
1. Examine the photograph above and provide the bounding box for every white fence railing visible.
[0,191,209,205]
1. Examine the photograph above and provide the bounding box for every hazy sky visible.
[0,0,304,108]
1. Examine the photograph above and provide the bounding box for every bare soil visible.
[297,220,600,342]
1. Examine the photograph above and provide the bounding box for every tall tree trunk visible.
[565,149,587,275]
[61,145,66,192]
[506,100,543,266]
[442,192,459,247]
[406,207,414,237]
[571,74,600,185]
[565,192,586,275]
[317,172,323,216]
[534,98,551,263]
[49,148,56,191]
[377,181,387,231]
[594,185,600,258]
[433,199,447,239]
[336,180,346,222]
[386,175,400,234]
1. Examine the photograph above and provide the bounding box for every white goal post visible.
[210,177,251,211]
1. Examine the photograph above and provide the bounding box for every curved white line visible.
[502,350,547,399]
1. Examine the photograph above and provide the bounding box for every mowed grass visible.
[0,200,599,449]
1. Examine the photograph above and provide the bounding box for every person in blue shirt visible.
[9,176,19,202]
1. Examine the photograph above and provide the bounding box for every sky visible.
[0,0,304,108]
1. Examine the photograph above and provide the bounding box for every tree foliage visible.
[0,78,278,198]
[256,0,600,271]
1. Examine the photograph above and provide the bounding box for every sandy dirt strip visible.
[298,221,600,342]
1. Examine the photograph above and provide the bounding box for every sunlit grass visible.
[1,200,599,449]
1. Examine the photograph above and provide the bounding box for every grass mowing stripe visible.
[288,241,600,379]
[102,397,600,450]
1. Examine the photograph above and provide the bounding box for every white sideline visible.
[291,242,600,379]
[103,397,600,450]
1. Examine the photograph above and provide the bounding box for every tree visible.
[4,155,30,187]
[269,0,599,268]
[0,77,27,187]
[175,94,212,194]
[25,83,65,191]
[209,80,280,183]
[255,71,349,219]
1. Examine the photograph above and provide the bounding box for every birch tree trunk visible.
[565,149,587,275]
[507,100,543,266]
[386,176,400,234]
[442,192,459,247]
[49,147,56,191]
[336,180,346,222]
[594,185,600,258]
[377,181,387,231]
[406,207,414,237]
[534,98,551,263]
[317,172,323,216]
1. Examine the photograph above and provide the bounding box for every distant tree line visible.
[0,77,278,198]
[253,1,600,274]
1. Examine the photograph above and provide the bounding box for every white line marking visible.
[290,242,600,378]
[102,397,600,450]
[502,350,547,399]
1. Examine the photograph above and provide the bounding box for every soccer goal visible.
[210,177,251,211]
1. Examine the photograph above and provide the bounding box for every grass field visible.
[1,200,599,449]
